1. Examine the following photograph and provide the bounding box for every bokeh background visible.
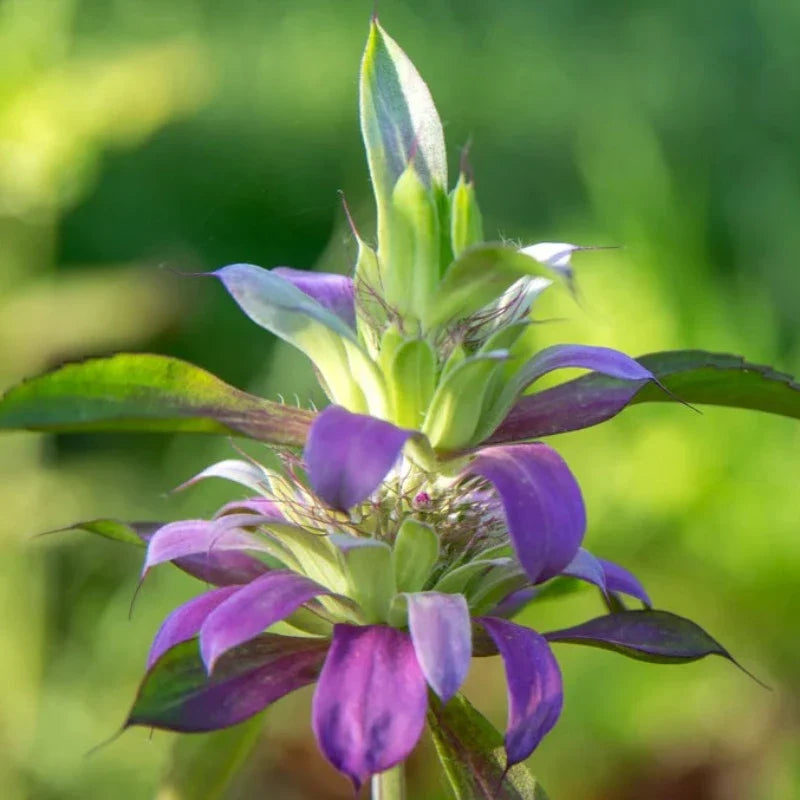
[1,0,798,798]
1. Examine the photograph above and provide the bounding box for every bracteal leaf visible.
[0,354,313,447]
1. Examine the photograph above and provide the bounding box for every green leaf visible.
[388,338,437,428]
[632,350,800,418]
[341,538,396,623]
[450,173,484,258]
[46,518,155,547]
[392,517,439,593]
[157,713,265,800]
[360,19,447,246]
[425,246,555,329]
[428,693,549,800]
[0,354,314,446]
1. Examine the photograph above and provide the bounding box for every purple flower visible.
[128,404,743,789]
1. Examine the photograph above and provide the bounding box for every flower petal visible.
[127,634,329,733]
[175,459,272,497]
[147,587,240,668]
[312,624,427,789]
[465,443,586,583]
[272,267,355,330]
[304,406,414,511]
[561,548,609,598]
[143,517,275,575]
[407,592,472,702]
[479,617,563,766]
[598,557,652,607]
[200,570,330,672]
[519,241,581,276]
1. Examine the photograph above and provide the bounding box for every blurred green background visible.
[1,0,798,798]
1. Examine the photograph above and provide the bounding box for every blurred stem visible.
[371,764,405,799]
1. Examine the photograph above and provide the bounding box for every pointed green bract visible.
[425,245,556,329]
[342,539,396,623]
[451,173,484,258]
[389,339,437,428]
[428,694,549,800]
[392,518,439,593]
[47,518,151,547]
[0,354,313,446]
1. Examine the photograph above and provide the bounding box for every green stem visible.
[370,763,406,800]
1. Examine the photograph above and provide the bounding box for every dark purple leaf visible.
[273,267,355,330]
[465,443,586,583]
[148,587,241,668]
[200,571,330,671]
[311,624,427,789]
[127,634,329,732]
[480,618,563,766]
[304,406,414,511]
[407,592,472,702]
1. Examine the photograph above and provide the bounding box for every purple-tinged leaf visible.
[428,693,550,799]
[305,406,414,511]
[175,459,272,497]
[545,610,748,671]
[148,587,241,669]
[0,354,313,445]
[143,517,276,575]
[480,618,563,767]
[272,267,355,330]
[127,634,329,733]
[465,443,586,583]
[598,558,652,607]
[213,497,283,520]
[312,624,427,789]
[488,350,800,444]
[200,571,329,672]
[407,592,472,702]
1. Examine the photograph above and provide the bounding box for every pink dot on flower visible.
[413,491,431,508]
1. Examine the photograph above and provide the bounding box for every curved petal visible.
[312,624,427,789]
[464,443,586,583]
[200,570,330,672]
[561,548,609,598]
[147,586,240,668]
[598,557,652,607]
[305,406,414,511]
[479,617,563,766]
[407,592,472,702]
[272,267,355,330]
[174,459,272,496]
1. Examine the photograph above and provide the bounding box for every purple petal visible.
[407,592,472,702]
[305,406,414,511]
[128,634,329,733]
[516,344,653,391]
[213,497,284,520]
[480,617,563,766]
[488,587,537,619]
[273,267,355,330]
[200,570,329,672]
[561,548,609,599]
[486,373,646,444]
[143,516,276,574]
[598,558,652,607]
[465,443,586,583]
[312,624,427,789]
[147,587,240,668]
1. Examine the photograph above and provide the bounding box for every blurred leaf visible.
[633,350,800,418]
[0,354,314,446]
[47,518,157,547]
[127,635,328,733]
[156,713,265,800]
[428,693,549,799]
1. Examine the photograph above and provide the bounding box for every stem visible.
[370,763,406,800]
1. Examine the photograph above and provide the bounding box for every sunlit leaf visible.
[0,354,314,446]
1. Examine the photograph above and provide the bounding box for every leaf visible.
[48,518,155,547]
[425,245,555,329]
[360,19,447,221]
[427,693,549,800]
[0,353,313,446]
[544,610,755,676]
[157,713,265,800]
[488,350,800,444]
[126,634,329,733]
